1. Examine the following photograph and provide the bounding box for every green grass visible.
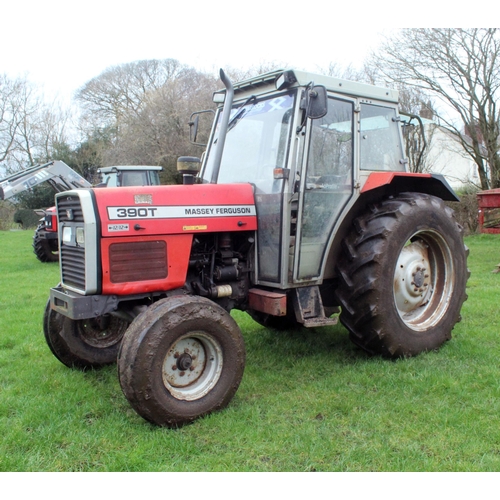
[1,230,500,471]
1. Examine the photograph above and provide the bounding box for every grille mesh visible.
[110,241,167,283]
[57,195,86,290]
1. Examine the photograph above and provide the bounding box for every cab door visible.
[293,96,355,281]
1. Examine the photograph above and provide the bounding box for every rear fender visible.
[322,172,459,281]
[361,172,459,202]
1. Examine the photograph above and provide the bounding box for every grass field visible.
[0,229,499,472]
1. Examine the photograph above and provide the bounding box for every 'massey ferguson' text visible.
[107,205,256,220]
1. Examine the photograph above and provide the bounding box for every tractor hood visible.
[92,183,258,237]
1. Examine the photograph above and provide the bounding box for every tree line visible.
[2,28,500,210]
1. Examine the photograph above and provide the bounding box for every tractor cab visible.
[98,165,162,187]
[198,70,407,288]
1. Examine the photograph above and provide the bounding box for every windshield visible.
[120,171,159,186]
[202,92,295,193]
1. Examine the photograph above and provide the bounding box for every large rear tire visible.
[33,224,59,263]
[335,193,469,358]
[118,295,246,427]
[43,300,128,369]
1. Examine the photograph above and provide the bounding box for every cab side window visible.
[360,104,404,171]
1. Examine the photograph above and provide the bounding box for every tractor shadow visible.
[239,313,373,368]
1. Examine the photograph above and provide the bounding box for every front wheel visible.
[335,193,469,358]
[118,295,246,427]
[43,300,128,369]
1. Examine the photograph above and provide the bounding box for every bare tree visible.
[223,61,288,83]
[320,62,371,82]
[33,102,72,163]
[373,28,500,190]
[397,86,437,173]
[12,81,70,167]
[75,59,220,183]
[0,74,72,174]
[97,65,218,182]
[75,59,188,130]
[0,74,23,168]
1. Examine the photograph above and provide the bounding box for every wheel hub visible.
[391,227,458,333]
[77,316,127,348]
[413,268,426,288]
[394,240,432,316]
[176,352,193,371]
[162,332,223,401]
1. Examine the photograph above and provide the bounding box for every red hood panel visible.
[93,183,258,237]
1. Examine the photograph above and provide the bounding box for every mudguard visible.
[361,172,459,202]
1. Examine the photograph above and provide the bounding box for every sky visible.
[0,1,394,103]
[1,1,495,105]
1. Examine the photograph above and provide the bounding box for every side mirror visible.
[189,115,199,143]
[307,85,327,120]
[189,110,215,146]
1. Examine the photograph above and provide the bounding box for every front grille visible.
[57,195,86,291]
[110,241,167,283]
[57,196,84,224]
[61,246,86,289]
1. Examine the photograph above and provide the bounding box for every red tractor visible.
[45,69,469,427]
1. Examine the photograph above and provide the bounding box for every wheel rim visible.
[76,316,128,348]
[393,230,454,331]
[162,332,223,401]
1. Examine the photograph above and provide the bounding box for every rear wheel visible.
[43,300,128,369]
[33,224,59,263]
[335,193,469,358]
[118,295,246,427]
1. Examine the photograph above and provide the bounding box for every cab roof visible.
[220,69,399,104]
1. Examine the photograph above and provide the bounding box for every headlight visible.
[62,226,72,244]
[76,227,85,246]
[62,225,85,246]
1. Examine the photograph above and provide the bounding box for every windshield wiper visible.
[227,95,257,132]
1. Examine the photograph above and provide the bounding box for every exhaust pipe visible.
[210,69,234,183]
